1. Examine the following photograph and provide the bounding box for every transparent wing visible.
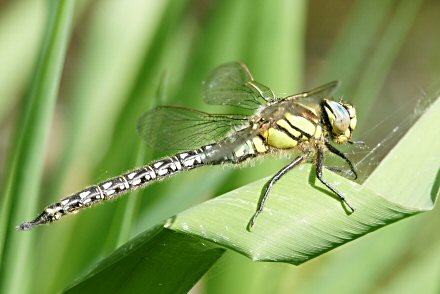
[284,80,340,103]
[137,105,248,151]
[204,62,274,109]
[258,81,340,123]
[202,124,261,163]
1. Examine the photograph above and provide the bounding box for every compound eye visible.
[325,100,350,134]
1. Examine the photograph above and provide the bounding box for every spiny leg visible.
[349,140,366,146]
[324,141,358,180]
[249,154,307,229]
[317,146,355,212]
[324,166,356,179]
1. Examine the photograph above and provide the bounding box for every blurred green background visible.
[0,0,439,293]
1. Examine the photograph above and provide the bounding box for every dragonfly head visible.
[322,99,357,144]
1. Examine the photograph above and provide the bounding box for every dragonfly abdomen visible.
[16,149,207,230]
[202,135,268,166]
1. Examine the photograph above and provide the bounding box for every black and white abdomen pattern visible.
[27,148,207,227]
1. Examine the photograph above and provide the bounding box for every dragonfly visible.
[17,62,359,231]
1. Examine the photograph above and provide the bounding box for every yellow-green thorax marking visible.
[256,98,357,151]
[262,112,321,149]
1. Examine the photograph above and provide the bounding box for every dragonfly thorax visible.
[321,99,357,144]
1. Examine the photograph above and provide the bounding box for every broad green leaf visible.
[64,225,224,293]
[170,165,413,264]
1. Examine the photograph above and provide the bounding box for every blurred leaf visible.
[0,1,75,293]
[0,0,45,121]
[353,0,424,123]
[377,240,440,294]
[318,0,395,89]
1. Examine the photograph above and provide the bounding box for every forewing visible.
[284,80,340,103]
[137,106,248,151]
[201,124,261,164]
[204,62,274,109]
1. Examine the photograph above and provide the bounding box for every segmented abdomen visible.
[24,149,206,228]
[18,135,268,230]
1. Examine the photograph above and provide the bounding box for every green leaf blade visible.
[170,165,415,265]
[365,97,440,209]
[64,226,224,294]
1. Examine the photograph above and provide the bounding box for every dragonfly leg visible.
[324,166,356,180]
[248,155,307,229]
[317,146,355,212]
[349,140,367,147]
[324,141,358,180]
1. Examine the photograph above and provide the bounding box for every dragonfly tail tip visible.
[16,213,49,231]
[16,222,35,231]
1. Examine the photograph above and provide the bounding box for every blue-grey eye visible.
[326,101,350,133]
